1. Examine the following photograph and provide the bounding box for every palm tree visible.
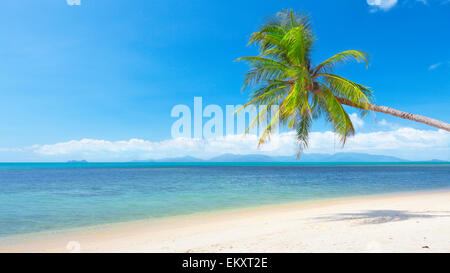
[237,10,450,153]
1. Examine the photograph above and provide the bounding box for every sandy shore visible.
[0,190,449,253]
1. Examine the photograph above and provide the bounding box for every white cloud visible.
[368,0,449,12]
[67,0,81,6]
[415,0,449,5]
[428,62,442,70]
[26,127,450,161]
[378,119,399,129]
[379,119,390,127]
[350,113,364,129]
[367,0,398,11]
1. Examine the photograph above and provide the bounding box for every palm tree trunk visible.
[336,97,450,132]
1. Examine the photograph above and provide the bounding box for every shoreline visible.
[1,189,449,252]
[1,187,448,239]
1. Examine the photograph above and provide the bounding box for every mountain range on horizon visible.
[132,152,448,163]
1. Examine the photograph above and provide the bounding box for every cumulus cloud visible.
[349,113,365,129]
[27,127,450,161]
[377,119,400,129]
[379,119,390,127]
[369,0,450,12]
[367,0,398,11]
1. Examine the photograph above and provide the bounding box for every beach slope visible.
[0,191,449,253]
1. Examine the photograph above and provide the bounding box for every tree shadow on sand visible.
[315,210,450,225]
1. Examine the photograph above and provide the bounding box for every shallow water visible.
[0,163,448,237]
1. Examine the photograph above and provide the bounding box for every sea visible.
[0,162,449,237]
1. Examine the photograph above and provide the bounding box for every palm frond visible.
[314,50,369,75]
[295,114,312,156]
[281,25,314,66]
[316,83,355,144]
[318,73,373,107]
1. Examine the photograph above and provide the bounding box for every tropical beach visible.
[0,0,449,259]
[0,162,449,253]
[1,190,449,253]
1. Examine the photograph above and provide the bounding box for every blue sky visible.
[0,0,449,161]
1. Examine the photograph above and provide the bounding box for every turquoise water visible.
[0,162,449,237]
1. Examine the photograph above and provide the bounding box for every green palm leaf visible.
[314,50,369,74]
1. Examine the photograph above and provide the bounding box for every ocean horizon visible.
[0,162,449,238]
[0,161,448,169]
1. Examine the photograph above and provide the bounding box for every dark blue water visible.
[0,163,448,237]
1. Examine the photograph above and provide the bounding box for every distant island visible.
[132,153,448,163]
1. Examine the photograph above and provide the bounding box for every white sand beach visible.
[1,190,449,253]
